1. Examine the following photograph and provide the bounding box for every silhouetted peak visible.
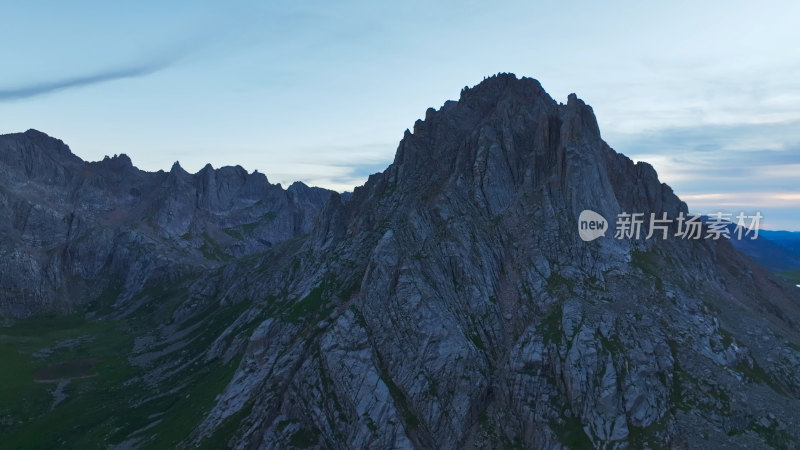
[169,161,190,178]
[18,128,77,159]
[99,153,133,171]
[458,72,548,106]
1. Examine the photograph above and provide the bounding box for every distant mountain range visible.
[2,74,800,449]
[731,230,800,274]
[760,230,800,255]
[693,220,800,273]
[0,128,332,316]
[754,230,800,285]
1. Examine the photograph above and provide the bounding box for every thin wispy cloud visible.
[610,121,800,230]
[612,121,800,191]
[0,61,171,102]
[0,32,212,103]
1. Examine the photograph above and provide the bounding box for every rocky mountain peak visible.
[2,76,800,449]
[273,77,800,449]
[460,72,548,104]
[364,73,665,240]
[169,160,187,175]
[97,153,133,172]
[0,129,82,186]
[22,128,70,148]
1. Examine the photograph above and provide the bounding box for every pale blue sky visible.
[1,1,798,229]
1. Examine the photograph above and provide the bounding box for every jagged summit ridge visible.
[0,130,334,316]
[355,73,676,260]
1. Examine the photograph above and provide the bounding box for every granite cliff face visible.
[2,74,800,449]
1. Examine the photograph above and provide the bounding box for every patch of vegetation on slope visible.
[0,279,253,449]
[779,269,800,285]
